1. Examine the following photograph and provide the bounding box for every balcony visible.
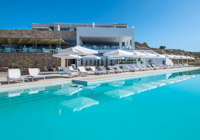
[82,45,132,50]
[0,47,62,53]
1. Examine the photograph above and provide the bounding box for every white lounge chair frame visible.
[61,67,80,78]
[78,66,94,76]
[90,66,106,75]
[29,68,45,81]
[7,69,29,84]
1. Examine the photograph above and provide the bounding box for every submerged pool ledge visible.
[72,67,200,86]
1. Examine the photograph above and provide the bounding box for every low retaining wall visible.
[0,53,61,71]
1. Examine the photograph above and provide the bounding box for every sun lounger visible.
[78,66,94,76]
[90,66,106,75]
[116,66,129,72]
[57,67,64,73]
[61,67,80,78]
[137,65,146,71]
[152,64,160,70]
[132,65,140,71]
[148,65,157,70]
[29,68,45,81]
[108,66,122,73]
[69,66,78,72]
[159,64,165,69]
[125,65,135,72]
[99,66,115,74]
[141,65,151,70]
[7,69,29,84]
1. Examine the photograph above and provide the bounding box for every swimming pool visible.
[0,69,200,140]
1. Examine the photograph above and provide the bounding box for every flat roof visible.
[30,22,129,29]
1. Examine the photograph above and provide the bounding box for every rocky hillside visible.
[135,42,200,62]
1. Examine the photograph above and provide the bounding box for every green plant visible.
[81,59,83,66]
[90,59,92,66]
[94,60,97,66]
[34,60,38,68]
[106,57,108,66]
[110,60,113,66]
[141,61,143,64]
[138,58,141,61]
[101,59,104,66]
[85,59,88,66]
[143,42,147,45]
[97,59,99,66]
[147,59,153,66]
[160,46,166,50]
[14,58,32,72]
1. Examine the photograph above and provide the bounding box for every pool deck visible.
[72,67,200,85]
[0,67,199,90]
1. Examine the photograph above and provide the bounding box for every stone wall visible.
[0,30,76,39]
[0,53,63,71]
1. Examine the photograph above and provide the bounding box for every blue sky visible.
[1,0,200,52]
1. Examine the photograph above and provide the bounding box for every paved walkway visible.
[0,67,199,88]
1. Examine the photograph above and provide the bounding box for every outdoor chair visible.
[148,65,157,70]
[7,69,29,84]
[57,67,64,73]
[61,67,80,78]
[108,66,122,73]
[28,68,45,81]
[99,66,115,74]
[137,65,146,71]
[5,48,11,53]
[22,48,28,53]
[152,64,160,70]
[69,66,78,72]
[141,65,151,70]
[116,66,129,72]
[78,66,94,76]
[90,66,106,75]
[125,65,135,72]
[159,64,165,69]
[132,65,140,71]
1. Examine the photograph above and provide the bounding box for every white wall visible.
[76,27,135,50]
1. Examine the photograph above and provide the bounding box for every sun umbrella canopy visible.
[60,97,99,112]
[59,45,98,55]
[53,53,82,59]
[103,49,133,57]
[163,54,175,59]
[154,53,166,58]
[143,52,157,58]
[132,51,147,58]
[82,55,101,59]
[177,55,187,59]
[108,56,125,59]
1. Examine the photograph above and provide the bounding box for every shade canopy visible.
[82,55,101,59]
[108,56,125,59]
[53,53,82,59]
[59,45,98,55]
[154,53,166,58]
[144,52,157,58]
[103,49,132,57]
[177,55,187,59]
[132,51,147,58]
[162,54,175,58]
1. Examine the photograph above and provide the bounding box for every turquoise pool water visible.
[0,69,200,140]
